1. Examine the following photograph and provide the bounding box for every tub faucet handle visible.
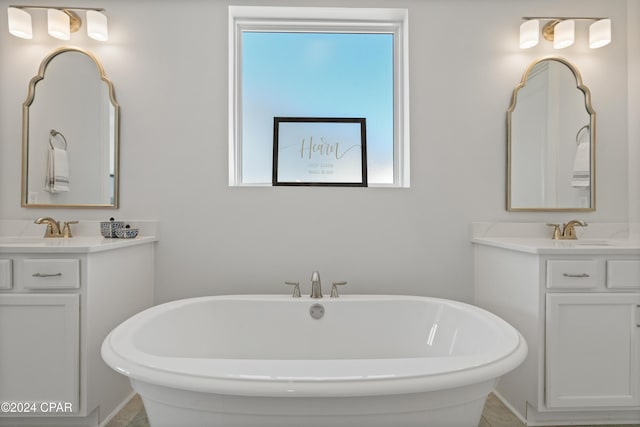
[330,281,347,298]
[285,281,301,298]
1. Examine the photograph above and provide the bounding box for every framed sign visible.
[272,117,367,186]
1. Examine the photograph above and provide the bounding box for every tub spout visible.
[310,271,322,298]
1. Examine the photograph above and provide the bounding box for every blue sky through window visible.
[241,31,394,184]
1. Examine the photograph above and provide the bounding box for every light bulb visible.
[87,10,108,41]
[519,20,539,49]
[48,8,70,40]
[553,20,574,49]
[7,7,32,39]
[589,19,611,48]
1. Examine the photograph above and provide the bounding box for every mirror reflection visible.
[22,47,119,208]
[507,57,595,211]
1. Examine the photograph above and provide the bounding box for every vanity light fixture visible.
[519,17,611,49]
[7,5,108,41]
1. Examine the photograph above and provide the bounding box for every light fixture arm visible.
[541,20,560,42]
[522,16,608,21]
[64,9,81,32]
[8,5,106,12]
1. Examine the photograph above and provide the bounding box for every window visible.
[229,6,409,187]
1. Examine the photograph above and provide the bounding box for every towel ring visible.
[575,124,590,145]
[49,129,68,150]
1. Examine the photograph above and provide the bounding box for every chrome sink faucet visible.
[311,271,322,298]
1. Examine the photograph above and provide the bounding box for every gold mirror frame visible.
[507,56,596,212]
[21,47,120,208]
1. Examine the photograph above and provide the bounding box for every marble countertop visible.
[472,236,640,255]
[0,235,157,254]
[471,222,640,255]
[0,220,158,253]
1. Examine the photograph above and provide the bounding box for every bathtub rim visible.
[101,294,528,398]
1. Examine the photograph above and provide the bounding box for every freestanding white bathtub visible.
[102,295,526,427]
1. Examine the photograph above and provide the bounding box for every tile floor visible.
[107,393,640,427]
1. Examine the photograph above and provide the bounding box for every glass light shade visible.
[7,7,32,39]
[48,8,70,40]
[589,19,611,48]
[519,20,539,49]
[87,10,108,41]
[553,20,574,49]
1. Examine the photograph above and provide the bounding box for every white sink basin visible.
[574,239,615,246]
[0,236,103,246]
[0,236,50,245]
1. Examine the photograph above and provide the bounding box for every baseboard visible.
[492,389,528,425]
[98,391,137,427]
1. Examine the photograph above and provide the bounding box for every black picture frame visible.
[272,117,367,186]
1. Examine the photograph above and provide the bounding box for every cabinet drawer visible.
[607,260,640,289]
[546,260,601,289]
[0,259,12,290]
[22,259,80,289]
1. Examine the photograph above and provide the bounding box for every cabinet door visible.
[546,293,640,408]
[0,259,11,289]
[0,294,79,413]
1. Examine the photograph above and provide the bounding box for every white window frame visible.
[228,6,410,187]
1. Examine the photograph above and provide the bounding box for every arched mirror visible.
[507,57,595,211]
[21,47,119,208]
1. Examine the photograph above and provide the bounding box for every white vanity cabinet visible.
[473,237,640,426]
[0,236,156,427]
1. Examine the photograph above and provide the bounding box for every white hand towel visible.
[571,141,590,188]
[45,147,70,193]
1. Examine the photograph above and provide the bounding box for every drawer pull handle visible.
[562,273,590,278]
[32,273,62,278]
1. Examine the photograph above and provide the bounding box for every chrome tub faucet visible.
[311,271,322,298]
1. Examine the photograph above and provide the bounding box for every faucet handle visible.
[330,281,347,298]
[62,221,79,238]
[546,223,561,240]
[285,281,301,298]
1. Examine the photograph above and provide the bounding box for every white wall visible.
[0,0,632,304]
